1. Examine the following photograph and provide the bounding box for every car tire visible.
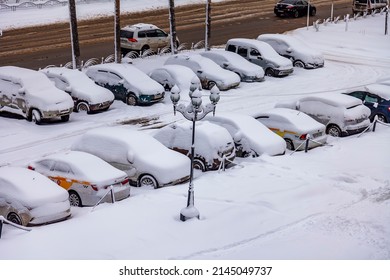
[310,8,316,17]
[69,191,82,207]
[293,10,299,18]
[141,45,150,54]
[285,139,295,150]
[326,124,342,137]
[193,158,206,172]
[126,94,137,106]
[76,101,90,113]
[375,114,387,123]
[138,174,158,189]
[293,60,305,68]
[31,109,42,125]
[265,68,274,77]
[7,212,22,225]
[61,115,70,122]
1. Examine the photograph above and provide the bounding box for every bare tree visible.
[68,0,81,69]
[114,0,121,63]
[205,0,211,51]
[169,0,178,54]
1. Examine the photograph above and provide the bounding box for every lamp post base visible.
[180,206,200,221]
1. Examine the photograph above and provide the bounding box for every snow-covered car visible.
[28,151,131,207]
[257,34,324,69]
[254,108,327,151]
[199,50,265,82]
[0,166,71,226]
[164,54,241,91]
[344,84,390,123]
[120,23,179,53]
[71,127,190,189]
[148,64,201,91]
[40,67,114,113]
[0,66,73,124]
[153,121,236,171]
[225,38,294,77]
[275,93,371,137]
[205,113,286,157]
[85,63,165,106]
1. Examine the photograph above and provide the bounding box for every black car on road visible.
[274,0,316,18]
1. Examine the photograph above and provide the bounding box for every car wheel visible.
[126,94,137,106]
[69,191,82,207]
[326,125,342,137]
[31,109,42,125]
[76,101,90,113]
[7,212,22,225]
[265,68,274,77]
[293,10,299,18]
[310,8,316,17]
[285,139,295,150]
[293,60,305,68]
[139,174,158,189]
[376,114,387,123]
[193,159,206,172]
[141,45,150,54]
[61,115,70,122]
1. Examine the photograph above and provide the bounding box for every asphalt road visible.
[0,0,352,69]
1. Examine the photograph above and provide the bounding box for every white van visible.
[0,66,73,124]
[352,0,388,14]
[225,38,293,77]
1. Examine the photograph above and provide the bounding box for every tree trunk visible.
[68,0,81,69]
[114,0,121,63]
[169,0,178,54]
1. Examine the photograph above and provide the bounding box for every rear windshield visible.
[120,30,134,38]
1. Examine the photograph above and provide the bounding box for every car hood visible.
[72,84,115,104]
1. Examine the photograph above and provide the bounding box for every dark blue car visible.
[344,84,390,123]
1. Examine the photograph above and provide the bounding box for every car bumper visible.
[274,68,294,77]
[89,100,114,112]
[41,107,73,119]
[29,200,71,226]
[138,92,165,104]
[294,134,328,151]
[305,62,325,69]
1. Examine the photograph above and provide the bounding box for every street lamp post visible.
[170,80,220,221]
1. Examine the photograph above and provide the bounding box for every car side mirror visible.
[119,79,125,85]
[257,56,263,60]
[197,70,203,74]
[18,88,25,95]
[127,151,134,164]
[296,101,300,110]
[223,63,229,68]
[233,132,243,143]
[286,47,292,53]
[65,86,72,94]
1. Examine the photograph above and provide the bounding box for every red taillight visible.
[287,5,294,9]
[91,185,98,191]
[27,165,34,170]
[299,134,307,140]
[128,38,137,43]
[388,106,390,112]
[121,178,129,185]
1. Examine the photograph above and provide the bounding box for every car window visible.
[349,91,365,100]
[120,30,133,39]
[237,47,248,57]
[226,45,237,52]
[53,162,73,174]
[38,159,55,170]
[138,31,146,38]
[365,95,378,103]
[0,79,21,95]
[155,29,167,37]
[145,30,158,38]
[250,48,261,57]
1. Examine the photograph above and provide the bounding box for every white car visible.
[205,113,286,157]
[71,127,190,189]
[0,66,73,124]
[85,63,165,106]
[225,38,294,77]
[275,93,371,137]
[28,151,131,207]
[165,54,240,91]
[40,67,115,113]
[0,166,71,226]
[200,50,265,82]
[148,64,201,91]
[257,34,324,69]
[153,121,236,171]
[254,108,327,151]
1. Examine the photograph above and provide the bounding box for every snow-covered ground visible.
[1,1,390,272]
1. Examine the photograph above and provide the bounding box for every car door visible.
[50,161,75,190]
[98,70,127,101]
[155,29,169,49]
[0,78,24,110]
[363,93,380,113]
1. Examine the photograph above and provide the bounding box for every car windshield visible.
[120,30,133,38]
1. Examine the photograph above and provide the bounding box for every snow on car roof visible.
[300,93,363,108]
[226,38,281,58]
[258,34,309,49]
[0,166,68,208]
[167,54,224,72]
[256,108,325,130]
[41,151,126,182]
[123,23,159,31]
[201,49,262,70]
[365,84,390,100]
[42,67,97,89]
[0,66,70,102]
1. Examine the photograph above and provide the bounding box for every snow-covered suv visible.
[120,23,178,53]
